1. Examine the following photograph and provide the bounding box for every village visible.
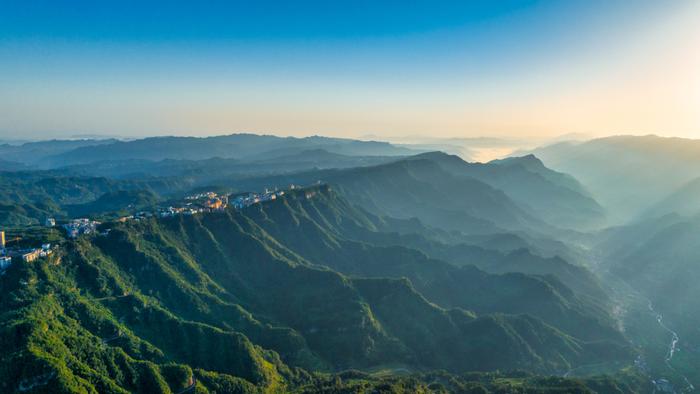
[0,229,56,271]
[118,187,295,222]
[0,184,319,273]
[0,213,106,272]
[230,188,288,209]
[129,190,230,221]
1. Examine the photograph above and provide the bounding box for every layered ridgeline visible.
[0,134,415,169]
[0,139,117,168]
[402,152,605,230]
[641,176,700,219]
[225,152,603,235]
[526,135,700,222]
[61,150,396,181]
[0,134,412,226]
[240,185,620,343]
[1,149,605,240]
[0,186,646,393]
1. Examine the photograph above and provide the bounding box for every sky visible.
[0,0,699,141]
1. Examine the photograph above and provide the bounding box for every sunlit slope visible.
[240,186,624,346]
[0,187,638,393]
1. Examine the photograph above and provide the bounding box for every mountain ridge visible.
[39,134,417,168]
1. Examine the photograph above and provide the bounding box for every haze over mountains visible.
[0,134,416,170]
[527,135,700,223]
[2,132,700,393]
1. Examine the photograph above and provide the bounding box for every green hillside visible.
[0,186,646,393]
[0,171,189,226]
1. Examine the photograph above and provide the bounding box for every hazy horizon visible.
[4,130,698,163]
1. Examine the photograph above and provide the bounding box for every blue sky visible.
[1,1,698,140]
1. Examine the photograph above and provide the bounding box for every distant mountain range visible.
[60,149,399,181]
[526,135,700,222]
[0,146,606,236]
[1,134,417,169]
[225,151,604,234]
[0,138,117,166]
[412,152,605,229]
[642,176,700,219]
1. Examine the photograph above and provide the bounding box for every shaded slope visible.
[527,135,700,221]
[239,186,624,348]
[411,152,605,229]
[642,176,700,219]
[223,152,600,237]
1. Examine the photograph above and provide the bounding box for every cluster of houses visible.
[63,218,100,239]
[156,206,203,218]
[231,189,286,210]
[224,184,323,210]
[116,192,231,223]
[118,188,296,220]
[118,188,305,222]
[176,191,229,213]
[0,185,322,272]
[0,230,54,271]
[127,207,202,220]
[185,191,229,210]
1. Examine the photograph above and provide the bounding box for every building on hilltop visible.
[63,219,100,239]
[22,249,41,262]
[204,198,223,210]
[45,218,56,227]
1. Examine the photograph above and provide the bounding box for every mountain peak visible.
[492,154,545,170]
[408,151,466,164]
